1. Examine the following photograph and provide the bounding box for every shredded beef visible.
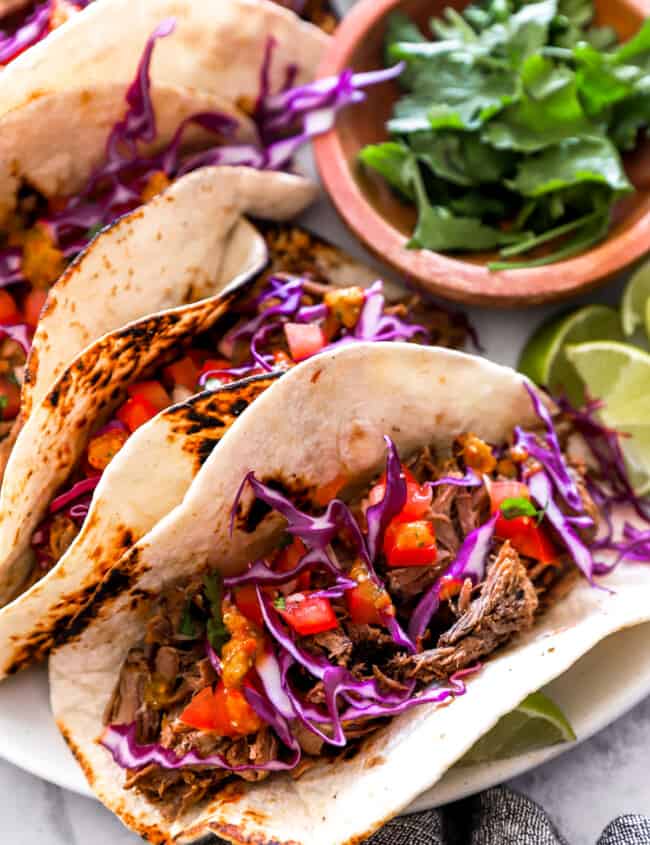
[305,629,353,666]
[292,721,325,756]
[387,563,447,603]
[391,542,538,683]
[430,485,460,553]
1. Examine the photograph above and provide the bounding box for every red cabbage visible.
[409,514,497,641]
[102,722,300,772]
[205,639,222,675]
[528,469,595,582]
[0,1,50,65]
[243,684,298,752]
[516,385,583,512]
[428,469,481,489]
[224,550,355,591]
[0,248,23,287]
[255,647,294,722]
[49,476,100,514]
[0,322,31,356]
[365,436,407,561]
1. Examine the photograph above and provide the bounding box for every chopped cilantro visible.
[203,573,229,651]
[274,596,287,611]
[500,496,539,520]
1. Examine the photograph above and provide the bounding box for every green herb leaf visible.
[484,55,594,152]
[85,223,104,241]
[499,496,539,520]
[410,130,514,186]
[274,596,287,611]
[203,573,229,651]
[508,136,632,197]
[358,141,417,198]
[178,603,197,638]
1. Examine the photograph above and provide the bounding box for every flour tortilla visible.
[0,219,388,676]
[49,343,650,844]
[0,0,328,121]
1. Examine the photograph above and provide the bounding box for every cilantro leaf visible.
[203,573,229,651]
[358,141,417,198]
[508,136,632,197]
[499,496,539,520]
[410,130,514,186]
[274,596,286,611]
[178,603,198,638]
[484,56,595,152]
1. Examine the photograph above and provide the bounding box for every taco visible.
[0,188,468,676]
[0,0,87,67]
[49,343,650,845]
[0,0,346,443]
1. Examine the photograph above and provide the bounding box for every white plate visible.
[0,169,637,807]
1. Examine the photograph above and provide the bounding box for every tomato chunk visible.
[233,585,264,627]
[199,358,234,388]
[126,380,169,411]
[383,520,438,567]
[274,537,310,591]
[116,396,159,432]
[0,290,21,325]
[23,289,48,330]
[284,323,326,362]
[278,593,338,636]
[179,682,263,736]
[489,480,557,564]
[0,376,20,420]
[368,465,432,523]
[346,561,392,625]
[163,356,200,391]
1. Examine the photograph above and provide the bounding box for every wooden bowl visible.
[313,0,650,307]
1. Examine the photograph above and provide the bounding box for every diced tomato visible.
[0,376,20,420]
[86,427,129,472]
[187,348,211,367]
[489,480,557,564]
[497,517,557,564]
[179,682,263,736]
[488,480,530,512]
[126,380,169,411]
[274,537,310,592]
[23,289,48,330]
[284,323,326,362]
[116,396,158,433]
[439,575,463,601]
[199,358,234,387]
[368,465,432,523]
[163,356,200,391]
[278,593,338,636]
[234,585,264,627]
[273,350,293,371]
[383,520,438,567]
[346,560,392,625]
[0,291,21,325]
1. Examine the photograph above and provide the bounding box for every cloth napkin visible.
[364,787,650,844]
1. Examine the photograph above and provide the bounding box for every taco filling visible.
[0,15,396,417]
[28,273,467,587]
[0,0,86,67]
[101,391,605,819]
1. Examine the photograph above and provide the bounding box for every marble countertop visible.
[3,693,650,845]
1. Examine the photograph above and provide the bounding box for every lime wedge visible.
[622,259,650,337]
[518,305,623,405]
[566,340,650,493]
[461,692,576,765]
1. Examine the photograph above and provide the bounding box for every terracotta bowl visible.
[314,0,650,307]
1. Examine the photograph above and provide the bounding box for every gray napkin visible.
[364,788,650,845]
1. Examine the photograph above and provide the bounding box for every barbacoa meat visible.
[391,542,538,684]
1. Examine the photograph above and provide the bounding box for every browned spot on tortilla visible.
[57,722,96,787]
[364,754,385,769]
[3,552,148,675]
[164,375,278,472]
[310,368,322,384]
[243,809,270,825]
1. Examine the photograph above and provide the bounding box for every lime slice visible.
[622,259,650,337]
[461,692,576,765]
[566,340,650,493]
[518,305,623,405]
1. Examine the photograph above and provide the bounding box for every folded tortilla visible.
[0,0,325,477]
[49,343,650,845]
[0,199,417,676]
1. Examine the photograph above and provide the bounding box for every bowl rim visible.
[313,0,650,308]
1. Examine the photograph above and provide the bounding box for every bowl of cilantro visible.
[314,0,650,306]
